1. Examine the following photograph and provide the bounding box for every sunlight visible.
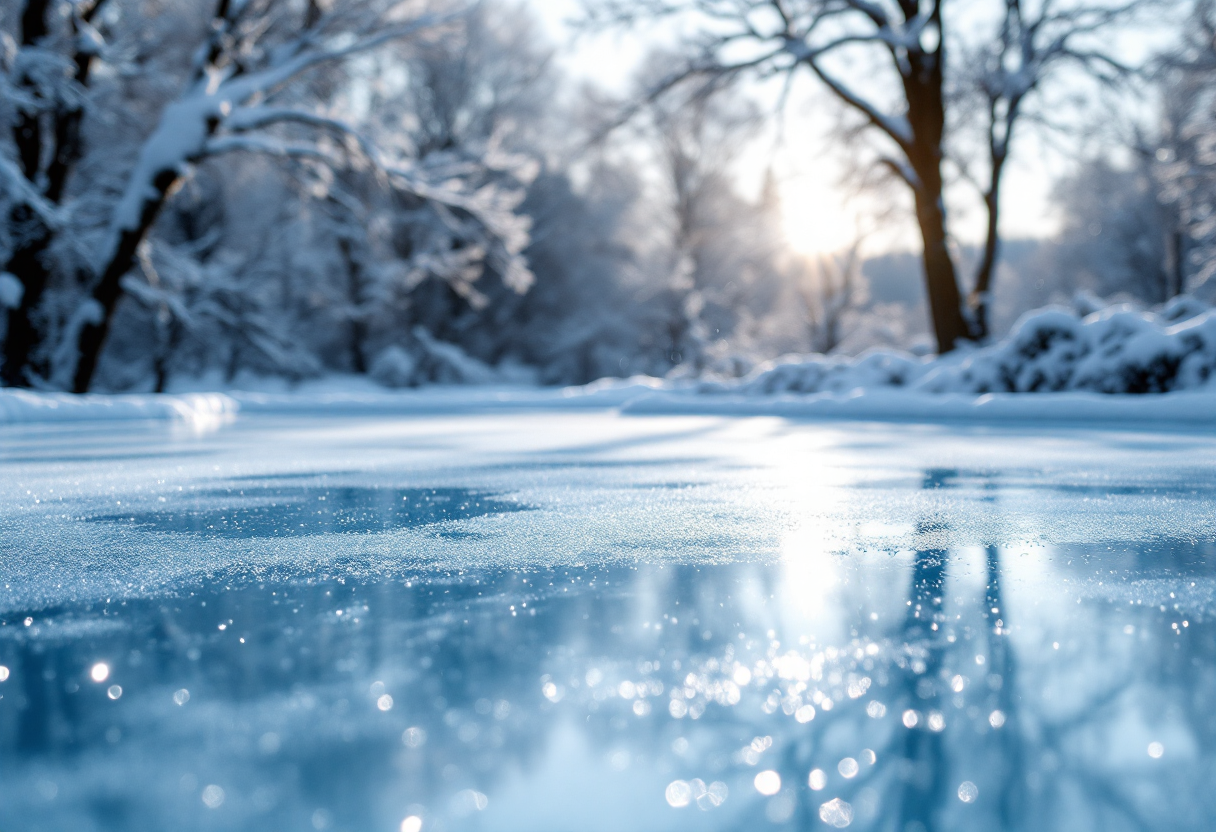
[779,178,860,258]
[779,524,840,619]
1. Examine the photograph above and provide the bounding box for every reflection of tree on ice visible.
[895,482,952,832]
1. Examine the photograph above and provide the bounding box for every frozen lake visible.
[1,410,1214,831]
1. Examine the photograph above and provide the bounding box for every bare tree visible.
[962,1,1146,338]
[585,0,1150,352]
[642,76,768,371]
[798,240,863,354]
[1154,0,1216,295]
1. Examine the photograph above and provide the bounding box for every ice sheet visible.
[1,411,1214,831]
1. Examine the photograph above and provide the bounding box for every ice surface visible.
[1,410,1215,831]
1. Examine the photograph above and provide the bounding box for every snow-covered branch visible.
[803,57,915,149]
[0,157,63,227]
[201,134,342,163]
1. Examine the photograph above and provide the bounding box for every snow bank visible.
[0,389,238,427]
[716,298,1216,397]
[226,378,665,417]
[0,380,670,425]
[4,377,1212,428]
[624,388,1216,425]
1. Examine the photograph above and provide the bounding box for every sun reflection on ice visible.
[778,522,841,632]
[753,770,781,796]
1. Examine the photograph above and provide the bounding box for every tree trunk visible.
[1,218,54,387]
[1,0,102,388]
[971,179,1003,342]
[901,9,970,354]
[972,96,1016,342]
[1168,227,1186,299]
[72,168,182,393]
[339,234,369,374]
[2,1,52,387]
[914,190,970,353]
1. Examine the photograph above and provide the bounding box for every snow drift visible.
[0,389,237,428]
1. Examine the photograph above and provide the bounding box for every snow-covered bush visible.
[369,329,497,388]
[368,347,419,389]
[715,351,925,396]
[712,298,1216,396]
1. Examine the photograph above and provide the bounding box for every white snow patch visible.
[0,390,238,428]
[3,382,1214,427]
[0,273,23,308]
[5,300,1216,427]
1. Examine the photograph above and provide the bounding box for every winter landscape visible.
[2,1,1216,831]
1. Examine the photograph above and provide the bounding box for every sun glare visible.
[779,180,859,258]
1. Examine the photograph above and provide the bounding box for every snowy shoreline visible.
[2,383,1214,429]
[5,301,1216,429]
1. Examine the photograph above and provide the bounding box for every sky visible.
[526,0,1166,259]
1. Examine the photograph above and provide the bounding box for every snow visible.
[4,379,1214,428]
[5,298,1216,428]
[3,381,1215,430]
[708,299,1216,398]
[0,388,238,428]
[0,379,667,426]
[369,327,500,387]
[0,272,23,308]
[625,388,1216,425]
[107,92,220,245]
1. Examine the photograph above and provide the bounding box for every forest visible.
[0,0,1213,394]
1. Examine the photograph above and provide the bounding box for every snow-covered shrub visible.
[369,347,419,389]
[712,297,1216,396]
[369,329,497,388]
[1160,294,1211,323]
[411,328,497,385]
[719,350,926,395]
[919,309,1087,393]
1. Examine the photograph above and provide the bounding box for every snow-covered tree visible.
[1045,156,1173,302]
[584,0,1153,352]
[507,161,659,383]
[957,1,1148,338]
[638,77,775,372]
[797,241,866,354]
[0,0,533,391]
[1154,0,1216,295]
